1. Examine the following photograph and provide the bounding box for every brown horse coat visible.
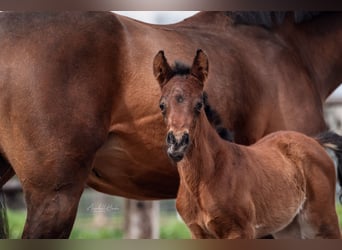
[154,49,341,239]
[0,12,341,238]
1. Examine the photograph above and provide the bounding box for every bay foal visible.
[153,49,342,239]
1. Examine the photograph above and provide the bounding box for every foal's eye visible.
[195,102,203,112]
[159,103,166,113]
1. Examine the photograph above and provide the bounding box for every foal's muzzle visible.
[166,131,190,162]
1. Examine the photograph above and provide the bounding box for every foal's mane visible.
[172,61,191,76]
[202,92,233,142]
[226,11,329,28]
[170,61,234,142]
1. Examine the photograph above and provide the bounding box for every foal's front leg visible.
[223,226,255,239]
[207,217,256,239]
[188,223,212,239]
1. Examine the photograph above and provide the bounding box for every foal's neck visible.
[178,111,232,189]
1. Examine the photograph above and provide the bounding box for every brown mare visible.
[0,11,342,238]
[154,49,342,239]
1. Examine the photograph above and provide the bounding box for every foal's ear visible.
[190,49,209,84]
[153,50,173,88]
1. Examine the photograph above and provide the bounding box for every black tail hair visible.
[315,131,342,203]
[0,189,8,238]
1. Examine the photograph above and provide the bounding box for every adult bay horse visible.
[154,49,342,239]
[0,11,342,238]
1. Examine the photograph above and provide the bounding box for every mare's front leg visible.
[10,127,107,238]
[22,164,88,238]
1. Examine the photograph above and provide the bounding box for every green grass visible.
[336,204,342,228]
[70,227,123,239]
[5,209,190,239]
[160,216,191,239]
[5,204,342,239]
[7,209,26,239]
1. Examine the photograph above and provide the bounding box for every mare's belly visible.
[87,132,179,199]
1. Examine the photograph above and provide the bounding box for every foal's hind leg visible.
[273,216,302,239]
[297,202,341,239]
[298,160,341,238]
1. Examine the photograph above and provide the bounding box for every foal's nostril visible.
[167,132,176,144]
[181,133,190,145]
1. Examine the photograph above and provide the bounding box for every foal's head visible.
[153,49,209,162]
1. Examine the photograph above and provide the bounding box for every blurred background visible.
[3,11,342,239]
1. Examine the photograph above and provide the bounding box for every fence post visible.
[123,199,159,239]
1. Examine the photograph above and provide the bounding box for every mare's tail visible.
[0,188,8,238]
[315,131,342,202]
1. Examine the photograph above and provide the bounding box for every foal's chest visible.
[178,189,227,238]
[192,205,238,238]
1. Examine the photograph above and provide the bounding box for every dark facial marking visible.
[176,94,184,103]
